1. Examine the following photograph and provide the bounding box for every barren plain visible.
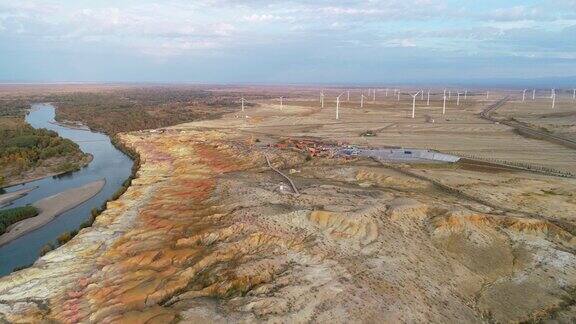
[0,89,575,323]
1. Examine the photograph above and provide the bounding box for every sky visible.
[0,0,575,85]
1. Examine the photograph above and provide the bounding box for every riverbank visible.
[2,154,94,188]
[0,179,106,247]
[49,119,90,131]
[0,187,38,208]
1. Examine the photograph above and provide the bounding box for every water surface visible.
[0,103,133,275]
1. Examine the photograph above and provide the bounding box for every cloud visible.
[242,14,292,23]
[484,5,547,22]
[0,0,574,80]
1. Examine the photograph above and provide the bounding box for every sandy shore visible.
[49,120,91,131]
[0,187,38,208]
[0,179,105,247]
[3,154,93,188]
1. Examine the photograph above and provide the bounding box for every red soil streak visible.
[193,143,242,173]
[59,276,93,323]
[138,141,175,164]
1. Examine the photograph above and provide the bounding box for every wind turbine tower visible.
[361,94,366,108]
[443,91,447,115]
[411,91,421,118]
[241,98,246,112]
[426,90,431,106]
[336,92,346,120]
[533,89,536,100]
[373,89,376,101]
[522,89,527,103]
[385,88,389,97]
[457,92,461,106]
[279,96,284,110]
[347,90,350,102]
[320,91,325,108]
[573,89,575,99]
[552,92,556,109]
[464,90,468,101]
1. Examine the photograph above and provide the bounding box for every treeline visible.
[0,206,38,235]
[0,99,32,117]
[0,120,86,185]
[49,88,245,135]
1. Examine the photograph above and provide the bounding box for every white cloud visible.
[243,14,290,22]
[485,5,548,22]
[0,0,573,60]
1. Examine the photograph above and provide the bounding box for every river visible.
[0,103,133,275]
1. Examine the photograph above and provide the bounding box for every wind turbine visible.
[522,89,527,103]
[279,96,284,110]
[320,91,325,108]
[457,92,461,106]
[573,89,575,100]
[464,90,468,101]
[373,89,376,101]
[551,89,555,98]
[361,93,366,108]
[486,91,489,99]
[420,90,424,101]
[385,88,389,97]
[410,91,421,118]
[336,91,346,120]
[397,91,401,101]
[552,92,556,109]
[241,98,246,112]
[443,88,446,99]
[442,91,447,115]
[347,90,350,102]
[532,89,536,100]
[426,89,430,106]
[448,90,452,100]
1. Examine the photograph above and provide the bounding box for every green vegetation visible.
[0,97,90,186]
[0,119,86,182]
[0,99,31,117]
[0,206,39,235]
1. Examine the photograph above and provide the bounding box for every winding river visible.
[0,103,133,275]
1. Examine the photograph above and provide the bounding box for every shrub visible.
[0,206,39,235]
[39,243,55,256]
[57,231,73,245]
